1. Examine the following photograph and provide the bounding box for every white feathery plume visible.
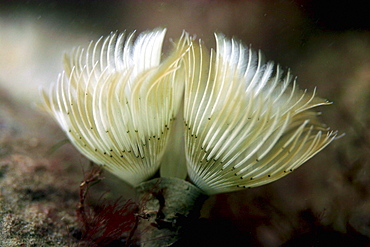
[183,34,337,195]
[41,28,189,186]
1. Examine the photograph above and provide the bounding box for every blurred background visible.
[0,0,369,246]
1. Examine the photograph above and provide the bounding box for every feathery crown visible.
[42,28,337,194]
